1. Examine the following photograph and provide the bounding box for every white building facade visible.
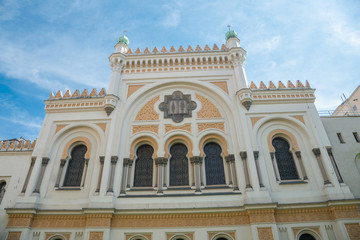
[1,30,359,240]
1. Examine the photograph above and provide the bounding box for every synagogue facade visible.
[0,30,360,240]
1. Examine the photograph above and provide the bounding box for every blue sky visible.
[0,0,360,140]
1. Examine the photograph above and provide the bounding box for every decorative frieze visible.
[135,96,160,121]
[132,125,159,135]
[196,94,222,119]
[197,122,225,133]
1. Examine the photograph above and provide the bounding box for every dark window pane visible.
[63,145,87,186]
[272,137,299,180]
[204,142,226,185]
[170,143,189,186]
[299,233,316,240]
[0,181,6,204]
[134,144,154,187]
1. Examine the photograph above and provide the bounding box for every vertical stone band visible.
[312,148,331,185]
[326,147,344,183]
[253,151,264,187]
[270,152,280,181]
[126,159,133,189]
[95,156,105,192]
[33,157,50,194]
[295,151,308,180]
[225,154,239,191]
[120,158,130,195]
[81,158,90,187]
[107,156,118,193]
[240,151,252,189]
[190,156,203,193]
[22,157,36,193]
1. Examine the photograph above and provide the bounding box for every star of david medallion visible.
[159,91,197,123]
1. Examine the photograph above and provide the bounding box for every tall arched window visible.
[272,137,299,180]
[63,144,87,186]
[134,144,154,187]
[0,181,6,204]
[170,143,189,186]
[299,233,316,240]
[204,142,226,185]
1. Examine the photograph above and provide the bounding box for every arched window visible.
[170,143,189,186]
[299,233,316,240]
[134,144,154,187]
[0,181,6,204]
[63,144,87,186]
[204,142,226,185]
[272,137,299,180]
[216,238,229,240]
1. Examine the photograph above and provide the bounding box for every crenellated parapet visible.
[0,139,36,152]
[249,80,311,90]
[45,88,107,112]
[126,44,227,55]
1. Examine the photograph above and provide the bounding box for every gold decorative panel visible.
[196,94,222,118]
[345,223,360,240]
[198,123,224,133]
[127,85,144,98]
[165,124,191,134]
[132,125,159,135]
[135,96,160,121]
[257,227,274,240]
[89,232,103,240]
[210,81,229,94]
[6,232,21,240]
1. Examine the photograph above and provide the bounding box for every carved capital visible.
[312,148,321,157]
[155,157,168,165]
[240,151,247,160]
[110,62,123,72]
[225,154,235,163]
[270,152,275,160]
[99,156,105,164]
[60,159,66,167]
[253,151,259,160]
[242,100,252,110]
[85,158,90,165]
[111,156,118,164]
[104,106,115,116]
[30,157,36,165]
[326,147,332,155]
[190,156,203,164]
[123,158,131,166]
[42,157,50,165]
[295,151,302,158]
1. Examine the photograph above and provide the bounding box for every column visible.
[120,158,129,195]
[162,158,168,188]
[126,159,133,189]
[107,156,118,193]
[33,157,50,194]
[240,151,252,189]
[81,158,90,187]
[21,157,36,193]
[225,156,233,186]
[190,156,202,193]
[95,156,105,192]
[190,159,196,188]
[295,151,308,180]
[326,147,344,183]
[312,148,331,185]
[54,159,66,188]
[225,154,239,191]
[270,152,280,181]
[253,151,264,187]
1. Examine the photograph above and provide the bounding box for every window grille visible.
[133,144,154,187]
[63,145,87,187]
[169,143,189,186]
[204,142,226,185]
[272,137,299,180]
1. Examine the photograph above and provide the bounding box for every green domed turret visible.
[117,34,129,46]
[225,30,238,41]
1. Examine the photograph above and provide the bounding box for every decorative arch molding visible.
[169,234,192,240]
[267,129,299,152]
[128,234,150,240]
[199,133,229,156]
[164,134,193,158]
[210,232,235,240]
[295,228,321,240]
[130,136,158,158]
[47,234,67,240]
[61,137,91,159]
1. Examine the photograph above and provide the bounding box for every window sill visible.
[278,180,308,185]
[55,187,82,190]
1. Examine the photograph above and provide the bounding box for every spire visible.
[225,26,240,48]
[115,30,130,54]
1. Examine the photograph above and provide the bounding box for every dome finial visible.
[117,30,129,46]
[227,25,231,31]
[225,26,238,41]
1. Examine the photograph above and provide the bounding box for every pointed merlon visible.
[213,44,219,50]
[249,81,257,89]
[269,81,276,89]
[98,88,106,95]
[15,140,23,150]
[305,80,310,88]
[161,46,168,53]
[63,90,71,98]
[259,81,267,89]
[49,91,54,99]
[187,45,194,52]
[90,88,97,96]
[195,45,202,51]
[178,45,185,52]
[287,80,295,88]
[169,46,176,52]
[22,140,30,150]
[72,89,80,97]
[1,141,9,151]
[80,89,88,97]
[54,90,63,98]
[8,141,16,151]
[204,44,211,51]
[296,80,304,88]
[127,48,133,54]
[143,47,150,54]
[278,81,286,88]
[135,48,141,54]
[152,46,159,53]
[30,140,36,150]
[221,44,227,50]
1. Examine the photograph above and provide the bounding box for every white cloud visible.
[248,36,281,52]
[161,4,181,28]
